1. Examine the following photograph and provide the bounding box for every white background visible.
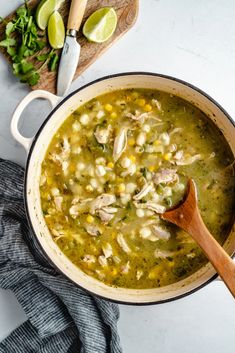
[0,1,235,352]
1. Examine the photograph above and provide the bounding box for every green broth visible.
[40,89,235,289]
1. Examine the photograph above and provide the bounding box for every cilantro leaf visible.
[27,71,40,86]
[16,7,27,19]
[36,40,46,50]
[0,38,16,48]
[6,22,15,36]
[7,46,16,56]
[20,59,34,74]
[13,62,21,75]
[48,53,59,71]
[37,53,49,62]
[1,2,61,87]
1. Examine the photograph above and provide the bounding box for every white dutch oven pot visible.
[11,73,235,304]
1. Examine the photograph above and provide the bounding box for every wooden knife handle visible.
[67,0,88,32]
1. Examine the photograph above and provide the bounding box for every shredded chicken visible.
[90,194,116,215]
[151,225,171,240]
[85,224,101,236]
[97,211,111,224]
[113,128,128,162]
[54,196,63,212]
[121,261,130,274]
[136,270,143,280]
[117,234,131,253]
[174,150,184,160]
[153,169,177,185]
[98,255,108,267]
[134,201,166,214]
[151,99,162,111]
[126,111,150,123]
[154,249,176,258]
[98,206,118,224]
[133,183,154,201]
[49,137,70,175]
[51,229,65,241]
[82,255,96,263]
[102,243,113,258]
[169,127,183,136]
[175,154,201,165]
[94,125,111,144]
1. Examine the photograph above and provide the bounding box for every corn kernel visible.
[148,165,155,172]
[136,98,146,107]
[129,155,136,163]
[148,271,156,280]
[168,261,175,268]
[126,95,132,102]
[111,268,118,276]
[107,162,114,169]
[104,103,113,112]
[117,183,126,193]
[144,104,152,112]
[86,215,94,223]
[116,177,124,183]
[69,163,76,173]
[110,112,117,118]
[128,138,135,146]
[47,177,53,186]
[163,152,172,161]
[153,140,161,146]
[131,91,139,99]
[85,185,94,192]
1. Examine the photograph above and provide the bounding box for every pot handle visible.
[11,90,61,152]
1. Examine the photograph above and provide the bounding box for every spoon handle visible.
[162,179,235,298]
[187,209,235,298]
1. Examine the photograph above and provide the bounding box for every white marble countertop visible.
[0,0,235,351]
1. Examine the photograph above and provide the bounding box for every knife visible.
[57,0,87,97]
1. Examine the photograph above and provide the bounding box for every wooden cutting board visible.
[0,0,139,93]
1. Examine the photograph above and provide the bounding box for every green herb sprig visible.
[0,3,59,86]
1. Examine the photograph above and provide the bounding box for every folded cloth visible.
[0,159,122,353]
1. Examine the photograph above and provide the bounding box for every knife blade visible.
[57,0,87,97]
[57,34,80,97]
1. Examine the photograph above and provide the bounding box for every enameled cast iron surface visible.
[22,73,235,304]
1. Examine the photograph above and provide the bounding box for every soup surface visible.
[40,89,235,289]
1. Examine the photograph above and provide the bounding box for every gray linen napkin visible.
[0,158,122,353]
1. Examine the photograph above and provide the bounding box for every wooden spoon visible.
[161,179,235,298]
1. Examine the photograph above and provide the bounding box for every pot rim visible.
[24,71,235,305]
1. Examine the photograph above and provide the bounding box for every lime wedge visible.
[48,11,65,49]
[36,0,64,30]
[83,7,117,43]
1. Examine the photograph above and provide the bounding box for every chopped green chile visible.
[40,89,235,289]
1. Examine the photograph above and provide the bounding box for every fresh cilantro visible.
[5,22,15,36]
[37,53,49,62]
[20,59,34,74]
[0,3,53,86]
[36,49,59,72]
[0,38,17,48]
[7,46,16,56]
[27,71,40,86]
[48,53,59,71]
[140,167,148,178]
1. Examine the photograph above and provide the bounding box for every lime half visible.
[48,11,65,49]
[83,7,117,43]
[36,0,64,30]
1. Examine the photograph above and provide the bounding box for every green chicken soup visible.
[40,89,235,289]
